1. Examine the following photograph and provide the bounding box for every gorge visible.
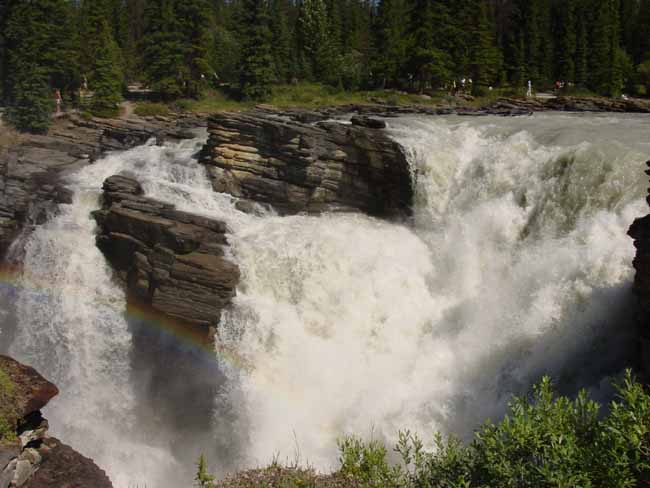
[1,109,650,487]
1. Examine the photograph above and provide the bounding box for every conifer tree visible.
[3,0,76,132]
[556,0,577,82]
[89,19,123,117]
[176,0,212,98]
[297,0,334,81]
[142,0,185,99]
[468,0,501,93]
[239,0,274,100]
[407,0,452,92]
[575,13,588,86]
[372,0,409,88]
[270,0,294,83]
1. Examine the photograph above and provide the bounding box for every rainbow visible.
[0,262,249,372]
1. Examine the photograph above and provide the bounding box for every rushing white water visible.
[3,113,650,486]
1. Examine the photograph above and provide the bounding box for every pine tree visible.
[372,0,409,88]
[3,0,75,133]
[468,0,502,93]
[270,0,294,83]
[575,12,588,86]
[556,0,577,82]
[141,0,186,99]
[89,19,123,117]
[239,0,274,100]
[407,0,452,92]
[297,0,333,81]
[176,0,213,98]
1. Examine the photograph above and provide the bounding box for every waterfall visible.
[3,113,650,487]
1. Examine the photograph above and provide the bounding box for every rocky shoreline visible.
[0,355,112,488]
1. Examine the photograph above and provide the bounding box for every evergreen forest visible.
[1,0,650,132]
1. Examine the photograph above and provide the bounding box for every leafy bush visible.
[337,371,650,488]
[134,102,171,117]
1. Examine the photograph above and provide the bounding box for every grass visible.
[134,102,171,117]
[0,368,17,442]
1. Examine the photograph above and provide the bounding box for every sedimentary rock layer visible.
[0,355,112,488]
[200,108,413,217]
[0,114,204,258]
[93,175,240,332]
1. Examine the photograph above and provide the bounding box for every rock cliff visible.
[93,174,240,334]
[628,161,650,376]
[0,355,112,488]
[199,108,413,217]
[0,113,205,258]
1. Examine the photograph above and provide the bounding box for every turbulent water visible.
[3,113,650,487]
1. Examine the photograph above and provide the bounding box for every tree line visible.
[1,0,650,132]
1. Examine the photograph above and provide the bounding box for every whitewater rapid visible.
[3,113,650,486]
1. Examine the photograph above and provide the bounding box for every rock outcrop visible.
[0,355,112,488]
[0,113,205,258]
[93,174,240,334]
[628,161,650,376]
[200,108,413,217]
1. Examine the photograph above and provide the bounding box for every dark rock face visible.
[93,175,240,332]
[22,438,112,488]
[0,114,206,258]
[628,161,650,376]
[0,356,112,488]
[199,109,413,217]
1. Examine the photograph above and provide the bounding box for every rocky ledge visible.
[628,161,650,376]
[199,108,413,217]
[0,113,205,258]
[93,174,240,335]
[0,355,112,488]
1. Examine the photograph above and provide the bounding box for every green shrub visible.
[0,368,16,442]
[134,102,171,117]
[336,371,650,488]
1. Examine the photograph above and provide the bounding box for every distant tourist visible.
[54,89,62,115]
[527,80,532,97]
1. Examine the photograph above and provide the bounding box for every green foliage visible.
[239,0,274,101]
[88,19,123,118]
[0,368,16,442]
[134,102,171,117]
[195,454,216,488]
[334,372,650,488]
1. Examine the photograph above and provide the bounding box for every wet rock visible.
[350,116,387,129]
[199,108,413,218]
[628,160,650,376]
[23,438,112,488]
[0,113,207,258]
[93,175,240,331]
[0,356,112,487]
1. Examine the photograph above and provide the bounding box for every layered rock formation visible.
[199,108,413,217]
[93,174,240,334]
[0,113,204,258]
[0,355,112,488]
[628,161,650,376]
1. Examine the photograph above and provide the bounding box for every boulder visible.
[93,175,240,332]
[0,356,112,487]
[628,161,650,375]
[199,108,413,217]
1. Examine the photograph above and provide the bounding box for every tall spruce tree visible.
[270,0,294,83]
[89,19,123,117]
[556,0,577,82]
[468,0,502,93]
[3,0,77,132]
[407,0,452,92]
[297,0,334,81]
[239,0,274,100]
[372,0,409,88]
[176,0,212,98]
[142,0,185,99]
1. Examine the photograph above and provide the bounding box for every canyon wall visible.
[199,108,413,217]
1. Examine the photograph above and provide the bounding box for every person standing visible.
[54,89,62,115]
[527,80,532,97]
